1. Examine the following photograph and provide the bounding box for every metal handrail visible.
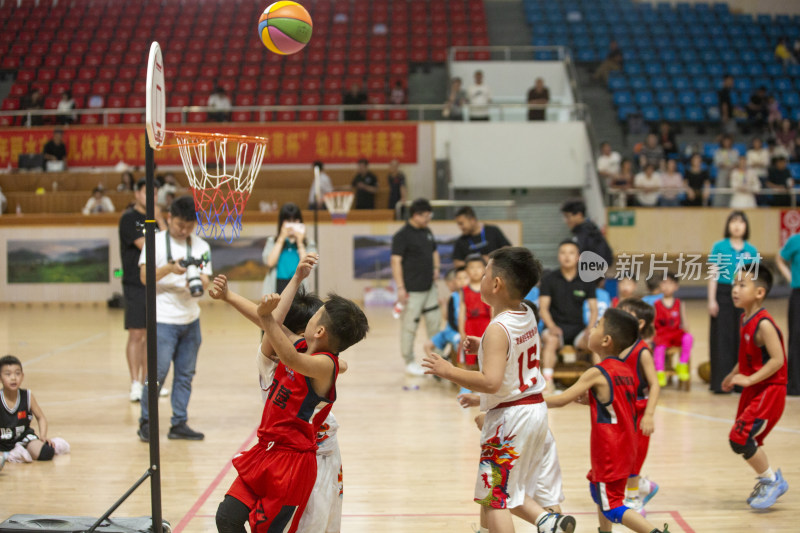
[447,45,570,62]
[608,186,798,208]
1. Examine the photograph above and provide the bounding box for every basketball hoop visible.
[169,131,268,242]
[323,191,354,224]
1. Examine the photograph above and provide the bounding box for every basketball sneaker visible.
[129,381,143,402]
[536,512,576,533]
[159,386,170,398]
[405,362,425,376]
[623,496,643,511]
[749,469,788,509]
[639,477,659,505]
[168,422,204,441]
[137,423,150,443]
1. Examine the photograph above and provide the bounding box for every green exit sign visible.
[609,210,635,227]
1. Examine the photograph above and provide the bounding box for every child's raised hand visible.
[457,393,480,408]
[296,253,318,280]
[422,352,452,378]
[208,274,228,300]
[257,293,281,318]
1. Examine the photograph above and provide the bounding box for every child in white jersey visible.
[424,247,576,533]
[210,255,345,533]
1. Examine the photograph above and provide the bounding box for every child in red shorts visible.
[724,266,789,510]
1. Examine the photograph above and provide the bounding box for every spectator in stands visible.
[466,70,491,121]
[157,173,179,210]
[560,198,613,267]
[766,155,794,207]
[718,74,736,134]
[22,88,44,127]
[387,159,407,214]
[593,40,623,84]
[766,95,783,133]
[308,160,333,210]
[683,153,710,207]
[638,132,664,170]
[343,83,367,121]
[768,137,791,161]
[713,134,739,206]
[633,163,661,207]
[729,155,760,208]
[775,118,796,160]
[43,129,67,170]
[262,202,315,294]
[0,186,6,214]
[746,86,768,132]
[82,186,115,215]
[609,158,635,207]
[351,158,378,209]
[207,87,231,122]
[442,77,467,120]
[117,170,135,192]
[526,77,549,121]
[56,91,76,125]
[659,159,685,207]
[390,80,406,105]
[775,37,797,66]
[746,138,770,184]
[657,121,678,159]
[596,141,622,184]
[451,206,511,268]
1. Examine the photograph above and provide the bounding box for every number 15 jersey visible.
[479,304,543,411]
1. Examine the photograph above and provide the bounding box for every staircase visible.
[484,0,533,46]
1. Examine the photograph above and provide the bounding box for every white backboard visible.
[145,42,166,149]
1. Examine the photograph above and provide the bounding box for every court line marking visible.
[658,406,800,435]
[172,427,258,533]
[23,332,106,366]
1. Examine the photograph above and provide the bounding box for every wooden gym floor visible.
[1,300,799,533]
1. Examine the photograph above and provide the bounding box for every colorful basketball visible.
[258,1,313,55]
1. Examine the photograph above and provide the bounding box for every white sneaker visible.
[129,381,143,402]
[50,437,70,455]
[624,496,643,510]
[405,362,426,376]
[159,387,170,397]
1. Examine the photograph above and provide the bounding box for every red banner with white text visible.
[0,123,418,168]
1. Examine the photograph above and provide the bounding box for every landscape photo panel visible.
[7,239,109,283]
[353,235,456,280]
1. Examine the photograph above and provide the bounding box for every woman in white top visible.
[56,91,76,125]
[633,163,661,207]
[746,137,770,182]
[82,187,115,215]
[658,159,685,206]
[729,155,760,208]
[712,135,739,206]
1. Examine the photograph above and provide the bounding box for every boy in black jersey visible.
[0,355,69,466]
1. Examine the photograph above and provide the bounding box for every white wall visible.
[434,122,593,189]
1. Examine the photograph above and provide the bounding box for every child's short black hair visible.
[455,266,466,274]
[602,308,641,355]
[737,263,773,296]
[169,195,196,221]
[488,246,542,299]
[560,198,586,216]
[663,272,679,283]
[455,206,477,219]
[284,288,324,335]
[617,298,655,339]
[320,294,369,353]
[645,276,661,291]
[444,268,458,281]
[523,299,541,325]
[558,239,580,252]
[409,198,432,216]
[0,355,22,372]
[465,253,486,267]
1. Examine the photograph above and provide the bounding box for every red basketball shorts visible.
[730,383,786,448]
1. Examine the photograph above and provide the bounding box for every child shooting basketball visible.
[460,254,492,368]
[724,266,789,510]
[653,273,692,387]
[211,256,348,533]
[213,262,368,533]
[0,355,69,467]
[423,247,576,533]
[546,309,671,533]
[617,298,661,510]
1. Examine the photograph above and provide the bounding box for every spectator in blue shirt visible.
[778,232,800,395]
[262,203,316,295]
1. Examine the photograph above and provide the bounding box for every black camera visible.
[179,254,208,297]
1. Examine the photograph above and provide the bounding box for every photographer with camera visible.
[262,202,316,295]
[136,195,212,442]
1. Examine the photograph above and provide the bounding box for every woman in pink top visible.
[658,159,685,206]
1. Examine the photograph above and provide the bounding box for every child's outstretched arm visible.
[422,323,507,394]
[209,274,261,327]
[29,392,51,445]
[730,320,785,388]
[546,367,604,408]
[638,348,660,436]
[258,294,334,381]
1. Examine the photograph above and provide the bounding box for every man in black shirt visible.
[43,130,67,169]
[391,198,440,375]
[539,240,598,389]
[343,83,366,121]
[767,156,795,207]
[118,178,163,402]
[560,198,613,266]
[718,74,735,133]
[351,158,378,209]
[452,206,511,267]
[387,159,407,215]
[747,86,768,132]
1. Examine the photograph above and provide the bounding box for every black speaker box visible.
[0,515,170,533]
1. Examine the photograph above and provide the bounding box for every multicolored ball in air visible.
[258,1,313,55]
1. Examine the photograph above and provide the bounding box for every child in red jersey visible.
[459,254,492,368]
[617,299,661,511]
[724,266,789,510]
[653,273,692,386]
[216,278,369,533]
[612,274,638,308]
[547,309,670,533]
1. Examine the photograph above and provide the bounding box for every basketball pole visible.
[313,164,321,292]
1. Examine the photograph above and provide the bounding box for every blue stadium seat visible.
[634,91,655,105]
[787,64,800,77]
[678,90,698,105]
[608,75,628,90]
[623,63,643,75]
[672,76,691,90]
[756,14,772,24]
[642,105,662,121]
[633,36,653,49]
[695,36,713,50]
[782,92,800,108]
[653,36,673,49]
[720,50,740,63]
[699,91,719,106]
[704,143,720,159]
[740,50,759,63]
[679,50,699,63]
[686,63,706,77]
[745,25,763,37]
[638,49,657,62]
[758,51,775,63]
[774,78,793,92]
[700,50,720,63]
[662,106,683,121]
[752,78,773,91]
[644,63,664,76]
[575,49,597,62]
[713,38,733,50]
[630,76,650,90]
[692,77,713,91]
[790,163,800,179]
[652,77,671,90]
[659,50,678,63]
[746,64,765,76]
[766,63,785,77]
[617,105,639,121]
[656,90,677,105]
[707,64,726,77]
[727,64,745,76]
[613,90,633,105]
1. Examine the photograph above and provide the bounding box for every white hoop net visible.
[324,191,354,224]
[172,131,268,242]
